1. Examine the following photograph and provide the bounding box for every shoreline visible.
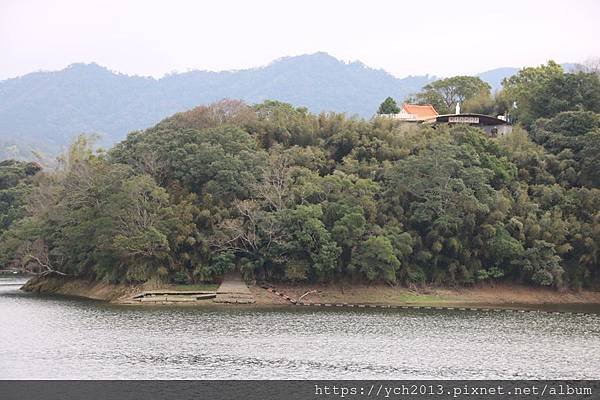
[18,275,600,313]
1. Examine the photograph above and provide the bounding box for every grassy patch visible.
[394,293,458,303]
[346,292,458,304]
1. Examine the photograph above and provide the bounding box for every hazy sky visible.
[1,0,599,80]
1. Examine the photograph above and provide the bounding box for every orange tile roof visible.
[402,103,439,120]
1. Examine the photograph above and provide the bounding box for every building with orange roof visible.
[394,103,439,121]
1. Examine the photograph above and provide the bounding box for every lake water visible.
[1,276,600,380]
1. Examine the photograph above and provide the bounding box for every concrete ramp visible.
[215,272,254,304]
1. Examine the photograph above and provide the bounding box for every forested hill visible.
[1,63,599,289]
[0,53,433,159]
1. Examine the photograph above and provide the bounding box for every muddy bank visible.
[20,275,600,310]
[20,275,137,302]
[21,276,600,307]
[273,282,600,307]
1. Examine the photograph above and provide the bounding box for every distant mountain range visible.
[0,52,574,160]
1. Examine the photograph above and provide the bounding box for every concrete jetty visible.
[128,272,254,304]
[214,273,254,304]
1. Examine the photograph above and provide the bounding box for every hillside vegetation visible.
[0,64,599,289]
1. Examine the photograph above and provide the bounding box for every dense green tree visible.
[377,97,400,115]
[350,236,400,283]
[412,76,491,114]
[0,160,41,235]
[503,62,600,126]
[110,125,267,204]
[530,111,600,188]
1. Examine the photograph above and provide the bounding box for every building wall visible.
[395,109,417,121]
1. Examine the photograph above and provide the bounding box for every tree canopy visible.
[411,76,491,114]
[377,97,400,115]
[503,61,600,126]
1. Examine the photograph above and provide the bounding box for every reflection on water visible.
[1,276,600,379]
